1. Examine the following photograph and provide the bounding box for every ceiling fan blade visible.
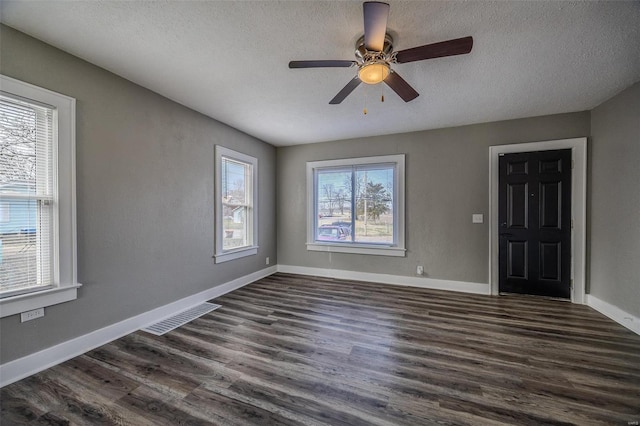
[384,71,419,102]
[395,36,473,64]
[329,76,362,104]
[363,2,390,51]
[289,60,356,69]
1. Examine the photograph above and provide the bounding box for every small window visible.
[214,146,258,263]
[0,75,79,318]
[307,155,405,257]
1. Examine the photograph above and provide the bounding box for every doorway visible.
[498,149,571,298]
[488,138,587,303]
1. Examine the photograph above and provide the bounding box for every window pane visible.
[0,100,37,192]
[354,165,394,244]
[222,158,248,205]
[0,198,52,295]
[222,205,248,250]
[316,169,352,242]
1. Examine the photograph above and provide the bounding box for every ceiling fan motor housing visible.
[355,33,395,84]
[355,33,394,64]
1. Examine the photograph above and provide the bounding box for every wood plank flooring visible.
[2,272,639,425]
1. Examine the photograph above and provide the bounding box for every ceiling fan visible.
[289,1,473,104]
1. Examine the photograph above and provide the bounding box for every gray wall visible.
[277,113,590,284]
[1,22,635,365]
[0,25,276,363]
[589,82,640,318]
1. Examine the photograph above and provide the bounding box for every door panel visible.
[540,158,561,173]
[539,242,561,280]
[499,149,572,298]
[507,183,528,228]
[540,181,561,229]
[507,241,528,279]
[508,160,528,175]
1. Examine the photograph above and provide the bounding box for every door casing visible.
[489,138,587,303]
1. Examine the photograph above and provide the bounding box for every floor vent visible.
[142,302,221,336]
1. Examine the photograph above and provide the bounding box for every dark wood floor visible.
[2,273,640,425]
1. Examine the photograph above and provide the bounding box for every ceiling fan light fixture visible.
[289,2,472,104]
[358,61,390,84]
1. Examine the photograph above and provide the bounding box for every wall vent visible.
[141,302,221,336]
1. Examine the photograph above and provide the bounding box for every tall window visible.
[0,93,54,297]
[214,146,258,263]
[307,155,405,257]
[0,75,79,318]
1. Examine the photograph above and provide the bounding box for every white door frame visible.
[488,137,587,303]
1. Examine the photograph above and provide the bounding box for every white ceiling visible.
[2,1,639,146]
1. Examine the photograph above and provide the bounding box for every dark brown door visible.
[498,149,572,298]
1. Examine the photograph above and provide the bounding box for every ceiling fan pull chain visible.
[363,84,368,115]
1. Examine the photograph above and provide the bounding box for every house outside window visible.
[0,75,79,318]
[307,154,405,257]
[214,146,258,263]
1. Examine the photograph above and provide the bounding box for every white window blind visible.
[0,94,55,297]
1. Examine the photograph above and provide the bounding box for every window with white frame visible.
[214,146,258,263]
[0,75,79,318]
[307,155,405,257]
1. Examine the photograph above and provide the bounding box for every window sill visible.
[306,243,406,257]
[214,246,258,263]
[0,284,82,318]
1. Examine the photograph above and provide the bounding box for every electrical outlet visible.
[416,266,424,275]
[21,308,44,323]
[266,257,270,265]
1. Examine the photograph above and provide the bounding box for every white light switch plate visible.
[472,214,484,224]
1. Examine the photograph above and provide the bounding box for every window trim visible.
[214,145,258,263]
[306,154,406,257]
[0,75,80,318]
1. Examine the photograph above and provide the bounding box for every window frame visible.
[0,75,80,318]
[306,154,406,257]
[214,145,258,263]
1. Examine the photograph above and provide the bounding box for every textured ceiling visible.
[1,1,639,146]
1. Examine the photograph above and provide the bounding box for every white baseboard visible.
[0,266,277,388]
[277,264,490,295]
[586,294,640,335]
[15,266,637,389]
